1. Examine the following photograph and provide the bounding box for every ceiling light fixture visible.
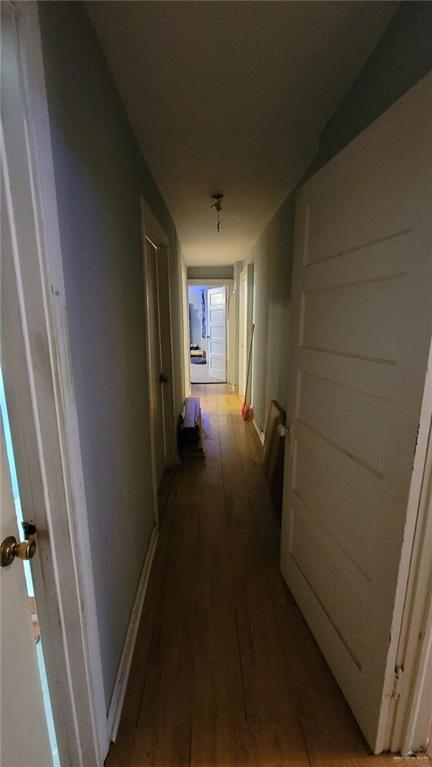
[211,193,224,233]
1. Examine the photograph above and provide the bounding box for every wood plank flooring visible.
[106,385,418,767]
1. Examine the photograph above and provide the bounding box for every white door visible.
[281,74,432,753]
[1,13,54,763]
[144,240,166,490]
[239,270,248,396]
[1,418,52,767]
[207,287,227,381]
[2,6,105,763]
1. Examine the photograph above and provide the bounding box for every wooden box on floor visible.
[178,396,206,459]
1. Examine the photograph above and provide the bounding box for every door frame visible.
[238,263,254,398]
[187,278,234,385]
[1,3,107,764]
[375,75,432,755]
[389,338,432,755]
[140,200,177,515]
[181,261,191,398]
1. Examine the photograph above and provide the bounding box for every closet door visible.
[281,74,432,752]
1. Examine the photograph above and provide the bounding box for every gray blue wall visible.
[248,194,295,428]
[248,0,432,431]
[318,1,432,168]
[38,1,182,708]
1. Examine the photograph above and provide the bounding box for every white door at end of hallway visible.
[0,415,53,767]
[207,286,227,381]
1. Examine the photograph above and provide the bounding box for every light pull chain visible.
[211,193,224,234]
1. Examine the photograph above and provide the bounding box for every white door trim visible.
[377,74,432,754]
[140,200,177,505]
[107,526,159,741]
[239,268,247,396]
[238,263,254,398]
[390,339,432,755]
[2,3,108,763]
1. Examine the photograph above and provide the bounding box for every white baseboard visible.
[107,525,159,741]
[252,414,265,445]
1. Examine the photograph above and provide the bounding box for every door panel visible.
[208,287,226,381]
[239,264,254,399]
[281,74,432,752]
[239,271,247,395]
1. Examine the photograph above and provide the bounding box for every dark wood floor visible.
[106,385,406,767]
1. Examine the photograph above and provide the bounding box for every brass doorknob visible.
[0,535,37,567]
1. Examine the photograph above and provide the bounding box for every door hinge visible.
[392,665,404,699]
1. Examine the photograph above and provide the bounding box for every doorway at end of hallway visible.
[188,285,227,384]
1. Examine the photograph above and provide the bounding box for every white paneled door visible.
[281,74,432,753]
[207,287,227,381]
[0,418,52,767]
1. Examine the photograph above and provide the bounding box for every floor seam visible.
[298,715,314,767]
[234,607,249,725]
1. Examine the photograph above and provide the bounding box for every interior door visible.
[1,417,52,767]
[239,270,248,395]
[207,286,226,381]
[144,240,166,489]
[1,17,54,762]
[281,74,432,752]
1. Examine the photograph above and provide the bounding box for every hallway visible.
[3,5,432,764]
[107,387,399,767]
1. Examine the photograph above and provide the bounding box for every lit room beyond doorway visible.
[188,285,227,384]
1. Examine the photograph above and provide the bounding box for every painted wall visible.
[188,265,234,280]
[247,195,295,430]
[38,1,183,708]
[318,1,432,169]
[247,0,432,432]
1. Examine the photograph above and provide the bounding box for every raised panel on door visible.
[281,73,432,753]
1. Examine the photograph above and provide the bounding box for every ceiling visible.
[86,1,397,266]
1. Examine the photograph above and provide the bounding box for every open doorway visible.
[188,285,227,384]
